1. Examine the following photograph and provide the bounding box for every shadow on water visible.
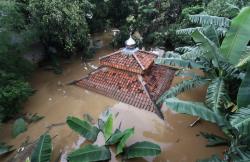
[0,32,226,162]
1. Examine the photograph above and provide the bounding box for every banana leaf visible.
[157,76,208,104]
[106,128,132,145]
[200,132,228,147]
[220,7,250,66]
[123,141,161,159]
[230,106,250,136]
[197,155,224,162]
[155,57,204,69]
[116,128,134,155]
[0,143,14,156]
[31,134,52,162]
[237,65,250,108]
[192,29,221,68]
[164,98,226,127]
[66,116,99,142]
[67,145,111,162]
[102,114,113,141]
[12,118,27,138]
[206,78,228,113]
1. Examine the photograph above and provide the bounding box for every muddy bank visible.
[0,32,226,162]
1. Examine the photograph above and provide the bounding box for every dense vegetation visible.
[1,0,250,161]
[156,5,250,161]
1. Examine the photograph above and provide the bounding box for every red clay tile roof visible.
[76,66,156,112]
[99,50,156,74]
[75,65,175,112]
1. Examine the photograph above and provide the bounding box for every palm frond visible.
[157,76,208,104]
[206,78,229,113]
[189,14,231,28]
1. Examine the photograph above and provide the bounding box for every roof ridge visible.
[99,50,121,60]
[137,75,164,119]
[132,53,146,70]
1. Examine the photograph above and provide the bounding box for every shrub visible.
[28,0,93,56]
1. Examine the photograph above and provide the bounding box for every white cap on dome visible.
[125,36,136,46]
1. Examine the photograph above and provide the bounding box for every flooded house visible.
[75,36,175,117]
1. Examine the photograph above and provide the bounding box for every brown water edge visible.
[0,32,227,162]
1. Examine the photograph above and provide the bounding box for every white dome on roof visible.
[125,36,136,46]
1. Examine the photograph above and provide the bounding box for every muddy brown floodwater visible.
[0,32,227,162]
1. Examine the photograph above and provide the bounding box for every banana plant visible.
[31,133,52,162]
[156,7,250,115]
[66,110,161,162]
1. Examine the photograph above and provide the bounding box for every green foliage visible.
[31,134,52,162]
[0,72,33,121]
[68,145,111,162]
[28,0,92,56]
[220,7,250,66]
[12,118,28,138]
[123,141,161,159]
[237,65,250,108]
[102,114,113,141]
[116,128,134,155]
[0,143,14,156]
[157,76,208,104]
[230,106,250,136]
[66,112,161,161]
[200,132,228,147]
[205,0,249,18]
[164,98,226,127]
[0,0,34,122]
[205,78,229,113]
[66,116,99,142]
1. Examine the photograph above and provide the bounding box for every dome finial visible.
[125,35,136,47]
[122,35,139,55]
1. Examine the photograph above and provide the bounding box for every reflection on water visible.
[0,32,226,162]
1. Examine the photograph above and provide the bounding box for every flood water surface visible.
[0,32,226,162]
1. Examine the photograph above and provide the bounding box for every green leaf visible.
[66,116,99,142]
[31,134,52,162]
[236,47,250,68]
[200,132,228,147]
[206,78,228,113]
[230,106,250,136]
[192,29,221,68]
[197,155,224,162]
[0,143,14,156]
[189,14,230,28]
[12,118,27,138]
[102,114,113,141]
[106,128,131,145]
[164,98,226,126]
[123,141,161,159]
[220,7,250,66]
[155,57,204,69]
[203,26,220,47]
[67,145,111,162]
[157,76,208,104]
[116,128,134,155]
[237,65,250,108]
